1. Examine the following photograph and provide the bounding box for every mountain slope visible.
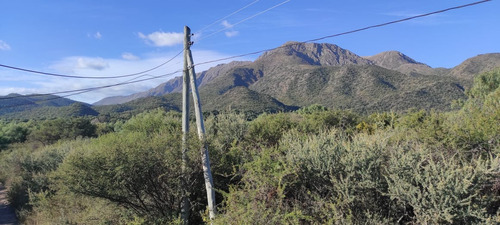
[0,94,81,116]
[365,51,436,75]
[447,53,500,79]
[0,95,98,120]
[93,61,251,105]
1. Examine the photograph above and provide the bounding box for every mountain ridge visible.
[94,42,500,106]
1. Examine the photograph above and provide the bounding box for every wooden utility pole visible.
[182,26,217,222]
[180,26,191,224]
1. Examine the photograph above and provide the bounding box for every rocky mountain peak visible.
[257,41,373,66]
[365,51,427,69]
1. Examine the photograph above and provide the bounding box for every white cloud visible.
[94,32,102,39]
[139,31,184,47]
[87,32,102,39]
[225,31,239,38]
[122,52,140,60]
[221,20,233,29]
[221,20,239,38]
[76,57,109,70]
[0,40,11,50]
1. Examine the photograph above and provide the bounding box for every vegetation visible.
[0,68,498,224]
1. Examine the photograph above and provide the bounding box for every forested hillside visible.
[0,68,498,224]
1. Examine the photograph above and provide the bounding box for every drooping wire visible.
[196,0,292,42]
[193,0,491,67]
[0,49,183,79]
[0,70,183,108]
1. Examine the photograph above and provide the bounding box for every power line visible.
[0,49,183,79]
[194,0,491,67]
[195,0,261,34]
[0,70,182,108]
[197,0,291,42]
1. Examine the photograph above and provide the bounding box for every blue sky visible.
[0,0,498,103]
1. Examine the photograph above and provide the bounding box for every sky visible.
[0,0,499,104]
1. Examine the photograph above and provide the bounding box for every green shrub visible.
[385,144,500,224]
[121,109,181,135]
[55,110,206,223]
[28,118,96,145]
[446,69,500,156]
[2,139,88,211]
[248,113,299,146]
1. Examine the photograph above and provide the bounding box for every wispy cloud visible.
[221,20,239,38]
[225,31,239,38]
[138,31,184,47]
[87,32,102,39]
[221,20,233,29]
[51,57,109,73]
[0,40,11,50]
[122,52,140,60]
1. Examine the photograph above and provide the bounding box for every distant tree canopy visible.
[28,118,96,145]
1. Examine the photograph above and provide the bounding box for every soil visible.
[0,183,17,225]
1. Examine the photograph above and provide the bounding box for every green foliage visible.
[214,147,306,225]
[385,144,500,224]
[297,109,359,134]
[121,108,181,135]
[297,104,328,115]
[28,118,96,145]
[446,68,500,155]
[248,113,299,146]
[57,132,183,220]
[55,109,206,223]
[206,112,249,178]
[0,139,89,211]
[467,68,500,99]
[0,121,29,149]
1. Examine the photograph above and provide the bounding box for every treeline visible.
[0,68,498,224]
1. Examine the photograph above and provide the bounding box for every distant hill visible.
[447,53,500,79]
[0,94,97,120]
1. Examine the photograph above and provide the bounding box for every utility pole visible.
[180,26,191,224]
[182,26,217,222]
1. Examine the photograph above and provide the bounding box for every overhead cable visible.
[195,0,261,34]
[197,0,291,42]
[0,70,182,107]
[0,50,183,79]
[194,0,491,67]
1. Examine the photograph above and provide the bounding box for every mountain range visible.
[93,41,500,113]
[2,41,500,119]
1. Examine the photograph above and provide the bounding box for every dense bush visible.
[0,68,498,224]
[55,109,207,223]
[0,121,29,149]
[28,118,96,145]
